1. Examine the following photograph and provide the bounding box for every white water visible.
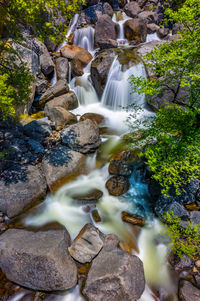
[73,26,95,53]
[101,57,146,110]
[146,33,161,43]
[112,12,132,46]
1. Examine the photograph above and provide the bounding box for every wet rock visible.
[190,211,200,225]
[73,189,103,202]
[0,229,77,291]
[79,3,104,25]
[98,38,118,50]
[55,57,68,80]
[179,281,200,301]
[147,23,160,33]
[34,39,55,77]
[157,27,170,39]
[44,91,78,112]
[45,106,77,130]
[124,2,141,18]
[23,119,52,143]
[42,145,86,190]
[61,119,101,154]
[91,50,115,97]
[138,11,158,24]
[95,15,117,47]
[155,200,190,220]
[35,78,49,96]
[106,175,129,196]
[39,79,70,105]
[82,240,145,301]
[80,113,105,126]
[61,45,92,66]
[91,209,102,223]
[103,2,113,17]
[124,19,147,43]
[68,224,105,263]
[0,163,47,218]
[121,211,145,227]
[108,151,133,176]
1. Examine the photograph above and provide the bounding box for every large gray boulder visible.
[124,2,141,18]
[42,145,86,190]
[124,19,147,43]
[95,14,117,48]
[83,239,145,301]
[39,80,70,106]
[68,224,105,263]
[61,119,101,154]
[91,50,115,97]
[0,163,47,218]
[44,91,79,112]
[179,281,200,301]
[33,39,55,76]
[55,57,68,80]
[0,229,77,291]
[45,106,77,130]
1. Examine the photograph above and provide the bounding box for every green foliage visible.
[128,0,200,194]
[163,211,200,258]
[125,104,200,195]
[130,0,200,109]
[0,0,85,43]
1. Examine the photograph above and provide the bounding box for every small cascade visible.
[73,26,95,53]
[146,33,161,43]
[57,13,79,51]
[112,12,131,45]
[101,56,146,110]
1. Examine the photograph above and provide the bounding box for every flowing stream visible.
[23,11,177,301]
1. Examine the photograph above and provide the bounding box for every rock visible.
[95,15,117,47]
[79,3,104,25]
[23,119,52,143]
[124,2,141,18]
[98,38,118,50]
[55,57,68,80]
[91,209,101,223]
[61,119,101,154]
[106,176,129,196]
[39,80,70,105]
[82,241,145,301]
[42,145,86,190]
[61,45,92,66]
[80,113,105,126]
[0,163,47,218]
[68,224,105,263]
[108,151,133,176]
[157,27,170,39]
[147,23,160,34]
[35,78,49,96]
[121,211,145,227]
[190,211,200,225]
[33,39,55,77]
[44,91,79,112]
[103,2,113,17]
[91,50,115,97]
[179,281,200,301]
[45,107,77,130]
[73,189,103,202]
[0,229,77,291]
[124,19,147,43]
[155,200,190,220]
[138,11,157,24]
[137,40,164,57]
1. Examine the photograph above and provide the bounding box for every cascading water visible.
[112,12,132,45]
[101,56,146,110]
[73,26,95,53]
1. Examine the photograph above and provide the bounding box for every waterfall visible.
[73,26,95,53]
[146,33,161,43]
[101,56,146,110]
[57,13,79,51]
[112,12,132,46]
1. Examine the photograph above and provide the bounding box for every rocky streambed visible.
[1,0,200,300]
